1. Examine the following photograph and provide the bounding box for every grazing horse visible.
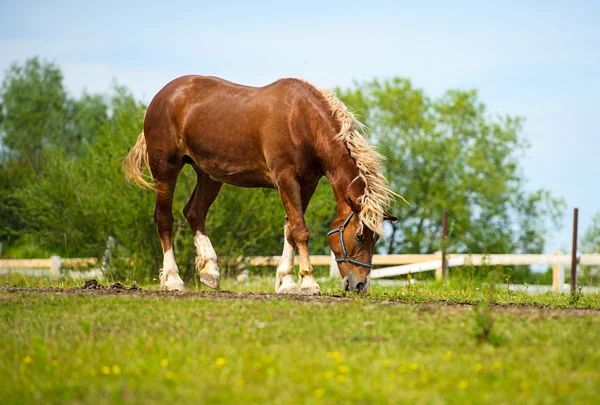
[123,76,398,294]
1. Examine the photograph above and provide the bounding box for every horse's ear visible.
[384,211,398,222]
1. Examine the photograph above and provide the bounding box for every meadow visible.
[1,275,599,405]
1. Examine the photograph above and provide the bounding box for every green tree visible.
[580,212,600,285]
[337,78,564,254]
[0,58,109,245]
[582,212,600,254]
[0,57,70,170]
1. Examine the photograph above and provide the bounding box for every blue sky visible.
[1,0,598,253]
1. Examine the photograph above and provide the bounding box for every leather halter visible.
[327,212,373,269]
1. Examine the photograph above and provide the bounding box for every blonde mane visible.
[314,85,399,237]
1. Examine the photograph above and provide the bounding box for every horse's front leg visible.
[275,222,299,294]
[275,176,321,296]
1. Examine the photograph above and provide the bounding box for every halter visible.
[327,212,373,269]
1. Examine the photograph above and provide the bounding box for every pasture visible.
[1,276,599,404]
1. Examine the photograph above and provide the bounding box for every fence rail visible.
[2,253,599,293]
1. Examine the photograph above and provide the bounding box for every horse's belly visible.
[206,167,274,188]
[188,144,274,188]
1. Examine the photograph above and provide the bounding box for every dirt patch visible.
[82,279,141,291]
[0,282,598,316]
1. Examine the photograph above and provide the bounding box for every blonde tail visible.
[123,131,154,189]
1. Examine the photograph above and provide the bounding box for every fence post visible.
[441,211,448,280]
[50,255,61,277]
[571,208,579,296]
[329,251,339,278]
[552,252,564,293]
[434,251,443,280]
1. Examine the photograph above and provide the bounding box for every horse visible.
[123,75,398,294]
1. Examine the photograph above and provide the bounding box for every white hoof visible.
[199,261,220,290]
[165,276,185,291]
[277,277,299,294]
[299,277,321,296]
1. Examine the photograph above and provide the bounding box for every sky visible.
[0,0,598,253]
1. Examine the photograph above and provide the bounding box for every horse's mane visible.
[297,80,398,237]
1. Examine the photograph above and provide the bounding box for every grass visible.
[1,274,599,404]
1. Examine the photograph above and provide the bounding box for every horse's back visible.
[144,75,324,188]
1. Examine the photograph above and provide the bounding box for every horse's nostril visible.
[343,278,350,291]
[356,282,365,291]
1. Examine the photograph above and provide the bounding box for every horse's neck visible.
[323,149,364,218]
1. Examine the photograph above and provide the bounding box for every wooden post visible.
[571,208,579,296]
[441,211,448,280]
[329,251,339,278]
[434,251,443,280]
[50,255,61,277]
[552,252,565,293]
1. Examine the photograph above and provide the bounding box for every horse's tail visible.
[123,131,154,189]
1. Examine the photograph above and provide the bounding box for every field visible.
[1,275,599,405]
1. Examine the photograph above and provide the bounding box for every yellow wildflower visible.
[23,356,33,364]
[409,363,419,370]
[380,358,392,366]
[443,351,453,362]
[336,374,346,383]
[313,388,325,398]
[160,359,169,368]
[101,366,111,375]
[215,357,227,368]
[475,363,483,371]
[458,380,469,389]
[165,371,175,379]
[112,365,121,375]
[236,379,245,388]
[324,371,334,379]
[338,365,349,374]
[492,361,502,369]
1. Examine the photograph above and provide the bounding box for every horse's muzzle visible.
[342,275,370,294]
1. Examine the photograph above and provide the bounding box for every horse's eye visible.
[356,233,364,242]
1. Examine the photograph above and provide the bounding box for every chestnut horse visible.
[123,76,397,294]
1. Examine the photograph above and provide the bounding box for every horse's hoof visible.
[276,281,299,295]
[299,277,321,296]
[165,279,185,292]
[300,285,322,296]
[200,273,220,290]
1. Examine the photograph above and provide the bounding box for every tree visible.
[337,78,564,254]
[582,212,600,254]
[0,57,109,245]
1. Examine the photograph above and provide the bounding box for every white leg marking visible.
[160,248,185,291]
[276,230,298,294]
[194,231,220,289]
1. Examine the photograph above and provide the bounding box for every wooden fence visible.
[2,253,599,293]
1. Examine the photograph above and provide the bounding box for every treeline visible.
[0,57,573,282]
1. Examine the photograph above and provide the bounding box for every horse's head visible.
[328,211,398,293]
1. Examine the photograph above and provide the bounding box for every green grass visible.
[1,275,599,404]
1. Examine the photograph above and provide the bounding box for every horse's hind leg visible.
[184,166,223,289]
[151,156,185,291]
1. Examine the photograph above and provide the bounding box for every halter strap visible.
[327,212,373,269]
